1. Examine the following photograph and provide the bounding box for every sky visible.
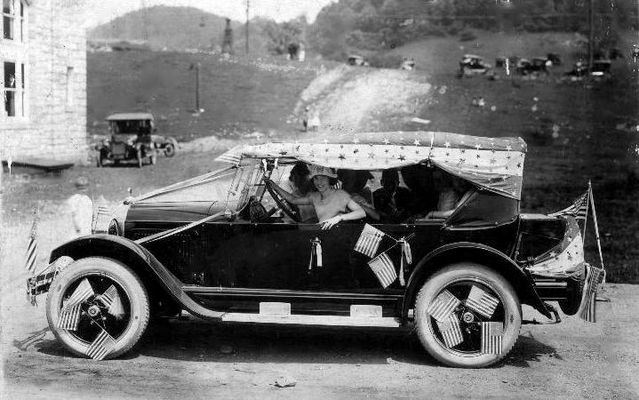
[82,0,338,28]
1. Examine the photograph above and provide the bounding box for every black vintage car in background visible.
[28,131,603,368]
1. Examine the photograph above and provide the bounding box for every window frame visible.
[2,0,26,42]
[2,59,27,120]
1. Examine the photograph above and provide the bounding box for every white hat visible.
[308,164,337,179]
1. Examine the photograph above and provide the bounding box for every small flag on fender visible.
[354,224,385,258]
[368,253,397,288]
[25,213,39,275]
[86,329,117,361]
[480,322,503,355]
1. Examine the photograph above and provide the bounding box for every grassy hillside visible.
[88,52,327,140]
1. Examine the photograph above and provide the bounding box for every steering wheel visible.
[263,179,302,222]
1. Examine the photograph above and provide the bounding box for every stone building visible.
[1,0,87,162]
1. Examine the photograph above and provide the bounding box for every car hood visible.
[126,201,225,223]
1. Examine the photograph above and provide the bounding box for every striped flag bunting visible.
[578,264,605,323]
[428,290,461,323]
[214,147,243,165]
[63,279,94,312]
[57,304,82,331]
[465,286,500,318]
[367,253,397,288]
[354,224,385,258]
[549,190,589,221]
[480,322,503,355]
[25,215,39,275]
[99,285,125,318]
[86,329,117,361]
[437,316,464,348]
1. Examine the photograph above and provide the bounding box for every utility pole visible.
[245,0,250,55]
[588,0,594,72]
[190,63,201,113]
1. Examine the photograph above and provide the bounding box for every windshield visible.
[110,119,152,134]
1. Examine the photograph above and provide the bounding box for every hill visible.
[88,6,269,53]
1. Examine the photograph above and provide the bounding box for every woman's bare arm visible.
[264,177,312,205]
[320,199,366,230]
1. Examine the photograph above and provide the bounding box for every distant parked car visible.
[546,53,562,66]
[347,55,369,67]
[565,60,611,80]
[458,54,491,76]
[516,57,549,75]
[96,113,178,168]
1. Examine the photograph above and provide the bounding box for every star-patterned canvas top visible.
[216,131,527,199]
[527,217,585,278]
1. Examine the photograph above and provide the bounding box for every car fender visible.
[403,242,550,319]
[49,234,224,321]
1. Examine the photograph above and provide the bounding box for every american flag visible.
[354,224,385,258]
[480,322,503,355]
[87,329,117,361]
[368,253,397,288]
[428,290,461,322]
[579,265,605,323]
[99,285,125,318]
[214,147,243,165]
[549,190,589,221]
[465,286,500,318]
[57,304,82,331]
[437,316,464,348]
[63,278,94,312]
[25,215,39,275]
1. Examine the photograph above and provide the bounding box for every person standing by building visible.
[67,176,93,237]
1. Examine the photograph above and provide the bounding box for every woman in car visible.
[265,164,366,230]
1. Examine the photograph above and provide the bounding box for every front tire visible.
[46,257,150,360]
[414,263,521,368]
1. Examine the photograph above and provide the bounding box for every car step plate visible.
[220,303,400,327]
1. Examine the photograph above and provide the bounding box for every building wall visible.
[0,0,87,162]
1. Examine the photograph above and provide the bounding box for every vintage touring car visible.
[28,131,604,368]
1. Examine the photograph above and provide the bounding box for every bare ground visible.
[1,276,638,399]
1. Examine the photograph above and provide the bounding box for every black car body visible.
[29,131,604,368]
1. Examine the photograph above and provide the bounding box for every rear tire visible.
[164,138,177,157]
[46,257,150,360]
[414,263,521,368]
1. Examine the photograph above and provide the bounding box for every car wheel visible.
[164,139,177,157]
[414,263,521,368]
[46,257,150,360]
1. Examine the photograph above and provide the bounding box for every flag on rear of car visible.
[465,286,499,318]
[480,322,503,355]
[578,264,605,323]
[367,253,396,288]
[437,316,463,348]
[25,213,39,275]
[87,329,117,361]
[57,304,82,331]
[428,290,461,322]
[354,224,385,258]
[63,278,94,312]
[549,190,589,221]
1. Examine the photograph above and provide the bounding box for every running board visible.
[220,303,401,328]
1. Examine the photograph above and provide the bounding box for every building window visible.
[4,60,25,117]
[2,0,24,41]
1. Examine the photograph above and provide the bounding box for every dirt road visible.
[1,278,637,400]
